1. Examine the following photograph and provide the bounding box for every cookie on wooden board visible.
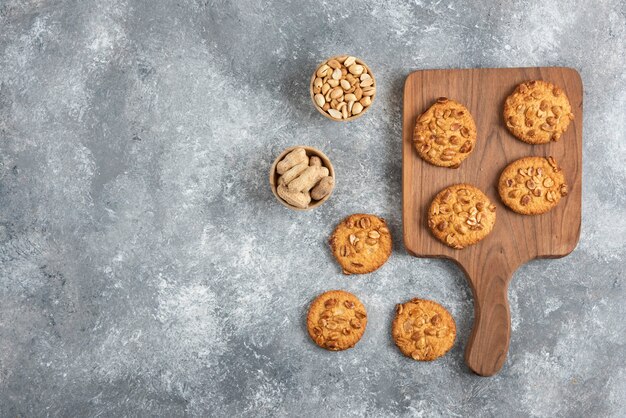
[503,80,574,144]
[307,290,367,351]
[329,214,392,275]
[498,156,568,215]
[427,184,496,249]
[392,298,456,361]
[413,97,477,168]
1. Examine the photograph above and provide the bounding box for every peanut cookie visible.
[427,184,496,249]
[498,156,568,215]
[392,298,456,361]
[413,97,477,168]
[307,290,367,351]
[504,80,574,144]
[329,214,392,275]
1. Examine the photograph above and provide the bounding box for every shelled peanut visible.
[275,148,334,209]
[311,56,376,120]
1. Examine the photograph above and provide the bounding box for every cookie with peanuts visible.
[427,184,496,249]
[498,156,568,215]
[413,97,477,168]
[392,298,456,361]
[329,214,392,274]
[307,290,367,351]
[503,80,574,144]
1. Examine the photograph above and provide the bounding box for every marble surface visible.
[1,0,625,416]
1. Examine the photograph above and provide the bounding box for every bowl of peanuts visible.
[310,55,376,121]
[269,146,335,211]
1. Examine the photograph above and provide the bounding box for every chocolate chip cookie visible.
[307,290,367,351]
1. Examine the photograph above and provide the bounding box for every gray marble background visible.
[1,0,625,416]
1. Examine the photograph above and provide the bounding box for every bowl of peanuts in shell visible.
[310,55,376,121]
[269,146,335,211]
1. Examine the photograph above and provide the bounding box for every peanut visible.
[278,161,309,185]
[311,176,334,200]
[309,156,322,167]
[314,94,325,107]
[277,184,310,209]
[288,165,329,193]
[276,148,307,175]
[316,64,330,77]
[327,109,342,119]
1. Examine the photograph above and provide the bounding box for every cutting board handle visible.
[462,252,514,376]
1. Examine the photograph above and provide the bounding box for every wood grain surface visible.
[402,67,583,376]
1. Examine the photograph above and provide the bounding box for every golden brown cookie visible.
[392,298,456,361]
[498,156,568,215]
[413,97,477,168]
[504,80,574,144]
[307,290,367,351]
[329,214,392,275]
[427,184,496,249]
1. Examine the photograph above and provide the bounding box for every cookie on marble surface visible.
[307,290,367,351]
[503,80,574,144]
[498,156,568,215]
[329,214,392,275]
[413,97,477,168]
[427,184,496,249]
[392,298,456,361]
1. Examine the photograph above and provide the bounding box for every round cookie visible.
[504,80,574,144]
[329,214,392,275]
[413,97,477,168]
[498,156,568,215]
[392,298,456,361]
[427,184,496,250]
[307,290,367,351]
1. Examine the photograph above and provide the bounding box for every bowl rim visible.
[310,55,376,122]
[269,145,335,211]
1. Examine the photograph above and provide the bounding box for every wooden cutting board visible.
[402,67,582,376]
